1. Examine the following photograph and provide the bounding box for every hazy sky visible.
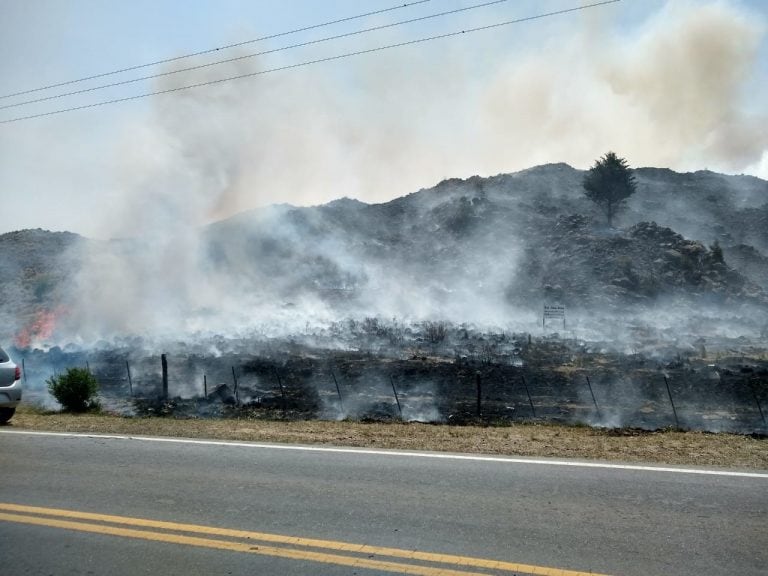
[1,0,767,238]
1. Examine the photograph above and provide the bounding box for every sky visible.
[1,0,767,238]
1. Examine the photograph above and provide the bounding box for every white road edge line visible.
[2,429,766,478]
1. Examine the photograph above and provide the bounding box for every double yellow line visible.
[0,503,610,576]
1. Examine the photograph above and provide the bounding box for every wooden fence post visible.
[126,361,133,397]
[663,375,679,429]
[585,375,601,419]
[390,376,402,418]
[521,375,536,418]
[750,382,766,425]
[275,368,286,416]
[161,354,168,400]
[476,373,482,418]
[331,369,343,412]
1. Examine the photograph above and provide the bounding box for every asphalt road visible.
[0,430,766,576]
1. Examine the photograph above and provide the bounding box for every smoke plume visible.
[47,0,768,341]
[92,0,767,223]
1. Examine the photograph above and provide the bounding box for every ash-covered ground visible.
[3,164,768,433]
[13,316,768,435]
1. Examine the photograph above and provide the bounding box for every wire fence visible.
[16,349,767,434]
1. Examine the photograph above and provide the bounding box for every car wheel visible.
[0,407,15,424]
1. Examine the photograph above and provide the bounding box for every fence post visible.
[476,373,482,418]
[22,358,28,385]
[750,382,766,425]
[231,367,239,406]
[585,375,601,419]
[275,368,286,416]
[390,376,402,419]
[663,375,680,429]
[503,375,516,420]
[126,361,133,397]
[331,369,343,413]
[521,375,536,418]
[161,354,168,400]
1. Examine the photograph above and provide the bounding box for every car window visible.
[0,347,9,363]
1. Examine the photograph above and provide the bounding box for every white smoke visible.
[37,0,768,341]
[89,0,768,225]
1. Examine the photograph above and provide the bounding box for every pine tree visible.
[583,152,637,227]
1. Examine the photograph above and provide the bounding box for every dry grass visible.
[8,406,767,469]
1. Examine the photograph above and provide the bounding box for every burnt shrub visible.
[47,367,100,412]
[709,239,724,264]
[424,321,448,344]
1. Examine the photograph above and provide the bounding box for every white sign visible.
[543,304,566,328]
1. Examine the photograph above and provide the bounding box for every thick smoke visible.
[45,0,767,343]
[482,0,767,175]
[92,0,768,214]
[603,1,767,171]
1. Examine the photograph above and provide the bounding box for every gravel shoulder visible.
[7,407,767,470]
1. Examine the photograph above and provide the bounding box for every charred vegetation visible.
[2,164,768,435]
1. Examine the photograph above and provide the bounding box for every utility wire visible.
[0,0,509,111]
[0,0,621,125]
[0,0,431,100]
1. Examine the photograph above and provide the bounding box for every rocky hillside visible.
[629,168,768,252]
[1,163,767,343]
[511,217,762,309]
[205,163,767,311]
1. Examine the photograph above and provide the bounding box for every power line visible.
[0,0,431,101]
[0,1,621,125]
[0,0,510,112]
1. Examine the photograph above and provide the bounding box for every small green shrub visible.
[47,368,100,412]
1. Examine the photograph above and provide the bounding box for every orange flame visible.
[15,307,65,349]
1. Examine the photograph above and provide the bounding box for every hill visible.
[1,163,767,344]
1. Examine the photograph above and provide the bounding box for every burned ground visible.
[14,323,768,435]
[3,164,768,436]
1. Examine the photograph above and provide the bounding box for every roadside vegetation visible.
[46,367,100,412]
[9,405,767,470]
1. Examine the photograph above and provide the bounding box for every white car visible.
[0,346,22,423]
